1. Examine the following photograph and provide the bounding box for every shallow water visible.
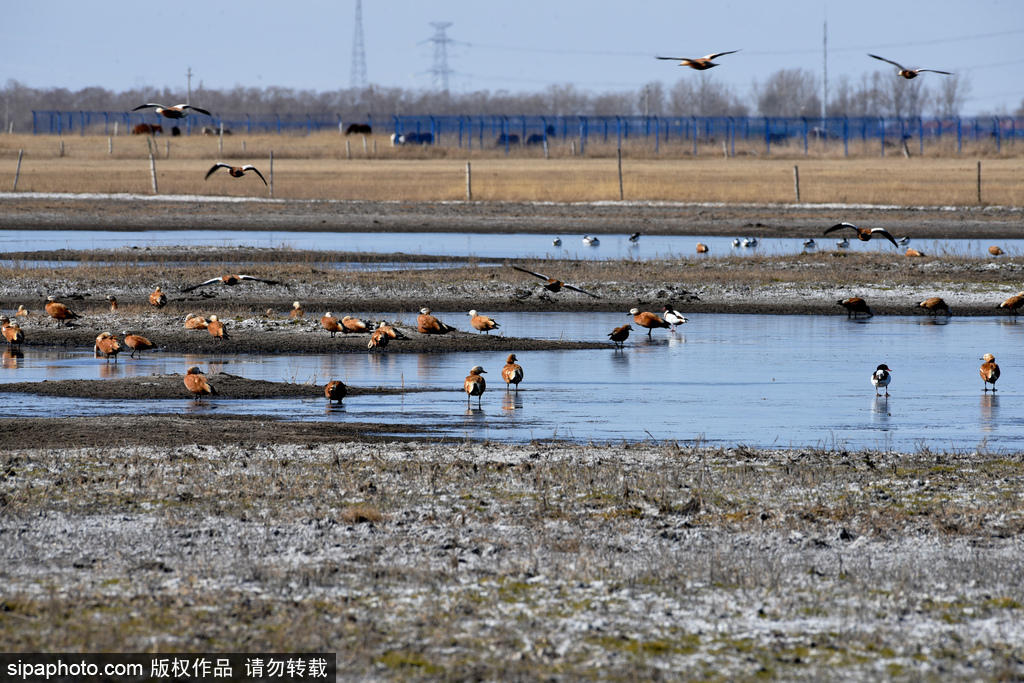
[0,230,1014,261]
[4,313,1024,451]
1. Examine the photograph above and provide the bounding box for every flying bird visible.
[824,222,899,248]
[184,366,216,401]
[180,274,280,293]
[464,365,487,407]
[871,364,892,397]
[501,354,524,392]
[205,163,267,186]
[656,50,740,70]
[512,266,599,298]
[980,354,1000,392]
[132,103,211,119]
[868,54,951,79]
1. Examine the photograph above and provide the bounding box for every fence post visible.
[466,161,472,201]
[346,140,351,159]
[977,161,982,204]
[108,137,112,155]
[793,165,800,203]
[149,153,158,194]
[269,151,274,198]
[12,149,23,191]
[617,148,624,201]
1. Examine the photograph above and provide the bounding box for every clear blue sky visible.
[4,0,1022,114]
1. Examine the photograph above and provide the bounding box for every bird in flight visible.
[824,222,899,248]
[512,266,599,298]
[205,163,267,186]
[656,50,740,70]
[868,54,951,79]
[180,274,280,293]
[132,103,212,118]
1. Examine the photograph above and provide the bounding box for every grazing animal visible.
[512,266,599,298]
[149,286,167,308]
[468,310,500,334]
[496,133,521,146]
[871,364,892,396]
[656,50,741,70]
[630,308,671,337]
[289,301,304,318]
[501,354,524,392]
[122,332,155,358]
[15,305,28,317]
[417,308,455,335]
[524,133,546,145]
[94,332,122,362]
[1,318,24,346]
[629,232,641,243]
[696,242,709,254]
[824,222,899,248]
[205,163,267,186]
[106,295,118,311]
[321,313,342,338]
[998,292,1024,315]
[661,306,688,331]
[207,314,228,339]
[980,354,1000,392]
[344,123,372,135]
[184,313,208,330]
[132,103,211,119]
[184,366,216,401]
[838,297,873,318]
[906,248,926,257]
[918,297,951,316]
[180,274,280,292]
[989,246,1005,256]
[131,123,163,135]
[44,296,80,326]
[324,380,347,403]
[869,54,952,79]
[608,324,633,348]
[341,316,371,333]
[464,366,487,407]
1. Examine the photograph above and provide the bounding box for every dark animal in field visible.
[391,132,433,145]
[202,126,232,135]
[345,123,372,135]
[525,133,546,145]
[132,123,163,135]
[496,133,520,146]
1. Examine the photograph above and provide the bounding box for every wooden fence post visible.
[793,165,800,203]
[466,162,472,201]
[977,161,982,204]
[149,153,158,194]
[617,148,624,201]
[12,149,23,191]
[269,150,274,198]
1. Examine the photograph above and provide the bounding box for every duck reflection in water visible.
[503,392,524,411]
[980,393,999,432]
[871,394,891,421]
[2,349,23,369]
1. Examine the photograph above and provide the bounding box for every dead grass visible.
[1,133,1021,205]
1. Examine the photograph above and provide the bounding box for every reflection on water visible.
[5,313,1024,451]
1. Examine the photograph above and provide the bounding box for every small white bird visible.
[732,238,741,247]
[836,238,850,248]
[583,235,600,246]
[629,232,641,243]
[742,237,758,247]
[552,237,562,246]
[662,306,689,331]
[803,238,816,248]
[872,364,892,397]
[897,236,911,245]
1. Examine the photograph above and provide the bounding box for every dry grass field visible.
[2,132,1021,205]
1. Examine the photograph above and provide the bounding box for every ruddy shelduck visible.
[512,266,599,298]
[149,286,167,308]
[180,274,280,292]
[838,297,873,318]
[464,366,487,407]
[656,50,740,70]
[608,324,633,348]
[341,316,371,334]
[184,366,216,401]
[501,354,524,392]
[44,296,80,326]
[998,292,1024,315]
[871,364,892,397]
[132,102,211,119]
[824,222,899,248]
[106,295,118,311]
[184,313,208,330]
[468,310,500,334]
[918,297,951,316]
[205,163,267,186]
[989,246,1005,257]
[94,332,122,362]
[122,332,155,358]
[367,325,390,351]
[1,318,24,346]
[15,305,28,317]
[981,354,1000,392]
[696,242,709,254]
[320,313,343,337]
[324,380,347,403]
[630,308,671,337]
[207,314,228,340]
[662,306,688,331]
[869,54,952,79]
[289,301,304,318]
[906,248,925,257]
[417,308,455,335]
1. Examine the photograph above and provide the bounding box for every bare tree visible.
[753,69,821,117]
[668,75,747,116]
[933,73,971,118]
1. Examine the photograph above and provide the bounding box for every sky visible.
[3,0,1022,115]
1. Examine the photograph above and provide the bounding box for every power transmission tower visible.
[351,0,368,89]
[428,22,453,91]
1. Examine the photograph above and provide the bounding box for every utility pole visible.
[429,22,453,91]
[351,0,368,89]
[187,67,193,106]
[821,17,827,130]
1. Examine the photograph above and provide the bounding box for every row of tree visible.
[0,69,1008,135]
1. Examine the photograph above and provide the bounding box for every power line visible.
[429,22,453,91]
[350,0,368,89]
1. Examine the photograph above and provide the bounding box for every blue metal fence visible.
[31,110,1023,156]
